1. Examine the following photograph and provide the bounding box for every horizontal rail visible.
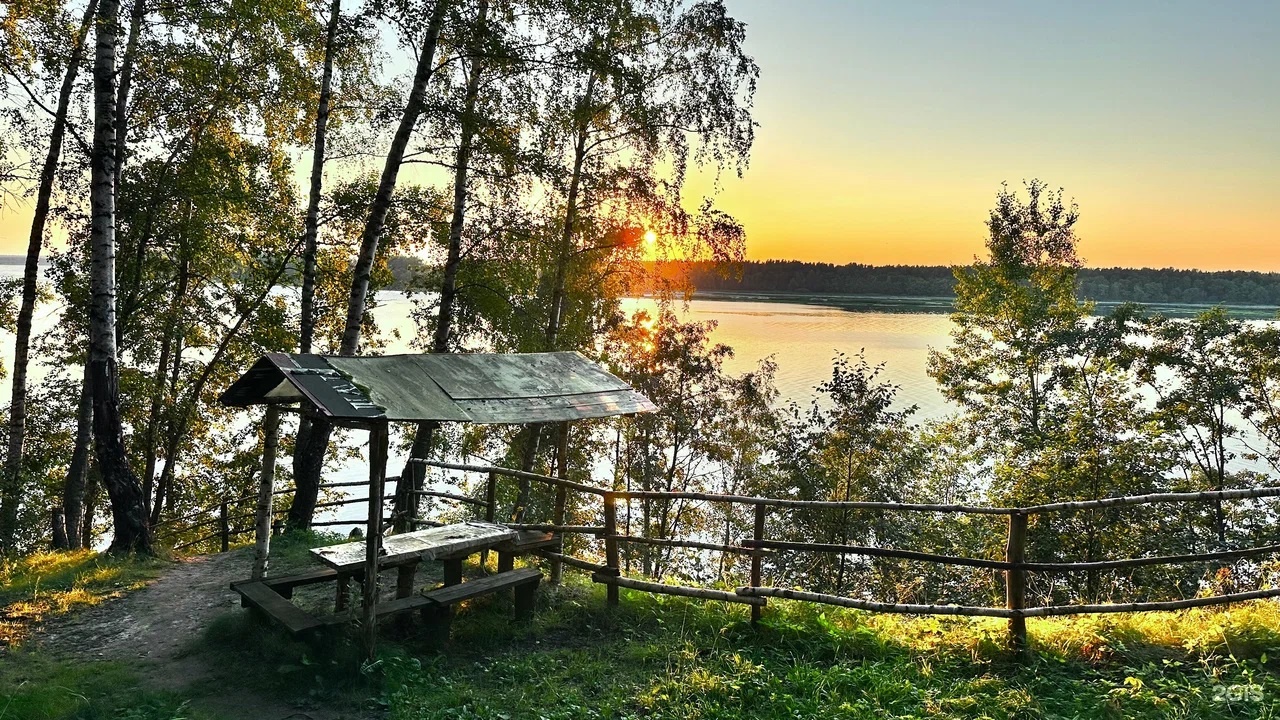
[410,490,488,507]
[611,535,758,555]
[312,495,394,511]
[615,489,1013,515]
[537,550,615,575]
[745,539,1280,573]
[595,573,766,606]
[505,523,606,535]
[417,461,1280,515]
[744,539,1011,570]
[737,586,1280,618]
[1022,487,1280,514]
[413,460,608,496]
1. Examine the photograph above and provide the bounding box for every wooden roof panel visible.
[218,351,654,425]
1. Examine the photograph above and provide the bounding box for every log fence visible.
[158,456,1280,652]
[407,459,1280,651]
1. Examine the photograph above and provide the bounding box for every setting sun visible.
[643,230,657,245]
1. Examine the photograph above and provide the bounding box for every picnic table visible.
[231,522,559,635]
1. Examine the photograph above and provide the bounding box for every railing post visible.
[482,470,498,567]
[550,421,569,584]
[485,471,497,524]
[1005,511,1028,653]
[603,492,620,607]
[219,499,230,553]
[363,421,389,660]
[751,503,766,624]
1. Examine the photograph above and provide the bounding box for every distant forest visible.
[680,260,1280,306]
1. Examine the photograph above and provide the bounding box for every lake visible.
[1,262,1273,531]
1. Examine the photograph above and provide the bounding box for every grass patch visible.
[0,550,166,647]
[0,651,206,720]
[0,550,207,719]
[382,576,1280,719]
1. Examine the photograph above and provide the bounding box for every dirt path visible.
[36,550,246,665]
[34,550,377,720]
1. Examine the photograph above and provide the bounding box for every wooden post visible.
[1005,511,1028,653]
[751,503,766,624]
[251,406,280,580]
[603,492,620,607]
[481,470,498,567]
[550,422,569,584]
[219,499,230,553]
[362,422,389,659]
[484,470,497,523]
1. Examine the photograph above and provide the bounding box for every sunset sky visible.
[1,0,1276,270]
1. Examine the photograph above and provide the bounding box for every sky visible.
[686,0,1280,270]
[1,0,1276,270]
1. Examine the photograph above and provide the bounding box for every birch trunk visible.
[397,0,488,530]
[291,0,449,525]
[0,0,99,551]
[91,0,151,555]
[299,0,341,355]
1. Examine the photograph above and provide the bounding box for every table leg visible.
[396,560,420,599]
[497,551,514,573]
[336,574,350,611]
[514,576,541,621]
[443,558,463,587]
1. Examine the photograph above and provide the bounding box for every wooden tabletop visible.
[310,522,519,571]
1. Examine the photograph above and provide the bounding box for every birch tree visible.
[89,0,150,554]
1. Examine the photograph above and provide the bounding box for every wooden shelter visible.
[218,351,654,651]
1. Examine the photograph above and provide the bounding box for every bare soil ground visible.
[33,549,379,720]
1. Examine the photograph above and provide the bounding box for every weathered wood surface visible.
[346,568,544,620]
[311,521,517,571]
[231,581,325,634]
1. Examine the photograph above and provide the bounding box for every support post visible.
[550,421,569,584]
[482,470,497,567]
[363,422,389,659]
[1005,511,1028,653]
[251,406,280,580]
[603,492,620,607]
[751,503,766,624]
[219,499,230,553]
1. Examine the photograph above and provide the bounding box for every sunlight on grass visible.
[379,576,1280,720]
[0,550,164,647]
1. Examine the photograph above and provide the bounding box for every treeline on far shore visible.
[677,260,1280,307]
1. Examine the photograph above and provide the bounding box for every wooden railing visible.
[410,459,1280,651]
[153,479,395,551]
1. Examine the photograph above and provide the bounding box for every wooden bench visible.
[366,567,544,621]
[231,580,333,634]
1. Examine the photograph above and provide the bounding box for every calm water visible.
[618,296,953,418]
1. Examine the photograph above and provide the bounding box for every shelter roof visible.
[218,352,655,425]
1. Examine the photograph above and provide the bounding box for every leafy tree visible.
[762,352,923,598]
[927,180,1086,507]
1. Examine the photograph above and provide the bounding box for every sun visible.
[643,230,657,245]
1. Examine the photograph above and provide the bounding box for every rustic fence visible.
[157,457,1280,651]
[152,479,395,552]
[410,459,1280,650]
